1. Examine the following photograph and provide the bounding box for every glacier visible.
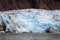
[0,9,60,33]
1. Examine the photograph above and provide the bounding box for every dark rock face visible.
[36,0,60,9]
[0,0,60,11]
[0,0,33,11]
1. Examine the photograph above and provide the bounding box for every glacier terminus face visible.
[0,9,60,33]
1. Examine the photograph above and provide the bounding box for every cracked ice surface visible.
[0,9,60,33]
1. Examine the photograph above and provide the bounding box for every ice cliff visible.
[0,9,60,33]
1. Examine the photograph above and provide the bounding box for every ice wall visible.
[0,9,60,33]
